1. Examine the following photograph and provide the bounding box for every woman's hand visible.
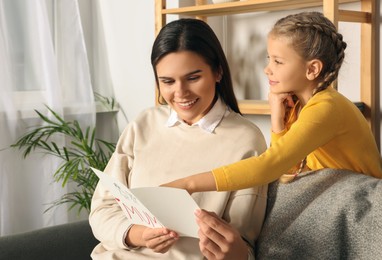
[126,225,179,253]
[268,92,294,133]
[195,209,248,260]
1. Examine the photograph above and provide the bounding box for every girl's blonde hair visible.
[271,12,347,183]
[269,11,347,93]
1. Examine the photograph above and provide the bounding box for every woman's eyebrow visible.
[157,76,172,80]
[186,69,202,76]
[158,69,202,79]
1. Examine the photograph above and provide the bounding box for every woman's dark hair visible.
[151,18,240,114]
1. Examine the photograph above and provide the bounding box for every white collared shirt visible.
[165,98,230,133]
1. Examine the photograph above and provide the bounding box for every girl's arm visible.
[162,171,217,194]
[164,94,340,192]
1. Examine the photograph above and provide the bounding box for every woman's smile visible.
[175,98,199,109]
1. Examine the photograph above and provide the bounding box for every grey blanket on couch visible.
[256,168,382,260]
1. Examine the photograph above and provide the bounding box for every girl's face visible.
[264,35,314,100]
[156,51,220,125]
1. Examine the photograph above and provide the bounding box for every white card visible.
[91,167,200,238]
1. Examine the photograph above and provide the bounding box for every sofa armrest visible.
[256,168,382,259]
[0,220,98,260]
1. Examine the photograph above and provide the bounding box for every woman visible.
[89,18,267,260]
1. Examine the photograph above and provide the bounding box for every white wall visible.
[98,1,381,148]
[97,0,156,131]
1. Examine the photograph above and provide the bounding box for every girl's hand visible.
[126,225,179,253]
[268,92,294,133]
[161,171,217,194]
[160,177,190,193]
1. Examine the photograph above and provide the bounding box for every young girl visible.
[89,19,267,260]
[163,11,382,195]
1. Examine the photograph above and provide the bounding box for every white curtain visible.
[0,0,95,236]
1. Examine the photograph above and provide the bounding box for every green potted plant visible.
[11,104,117,214]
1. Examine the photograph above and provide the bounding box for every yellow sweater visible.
[213,87,382,191]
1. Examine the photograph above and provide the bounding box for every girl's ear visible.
[306,59,323,81]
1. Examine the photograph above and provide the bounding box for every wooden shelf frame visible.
[160,0,357,17]
[155,0,378,143]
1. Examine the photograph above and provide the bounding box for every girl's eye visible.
[266,56,283,65]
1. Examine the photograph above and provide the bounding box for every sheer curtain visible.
[0,0,95,236]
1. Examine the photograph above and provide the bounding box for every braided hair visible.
[269,11,347,93]
[271,12,347,183]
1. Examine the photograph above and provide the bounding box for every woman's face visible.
[156,51,220,125]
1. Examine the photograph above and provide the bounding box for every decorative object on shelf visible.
[11,105,116,214]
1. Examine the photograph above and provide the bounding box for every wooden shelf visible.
[239,100,270,115]
[161,0,359,17]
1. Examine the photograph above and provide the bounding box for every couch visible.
[0,219,98,260]
[256,168,382,259]
[1,168,381,259]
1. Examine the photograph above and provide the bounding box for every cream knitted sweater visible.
[90,105,267,260]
